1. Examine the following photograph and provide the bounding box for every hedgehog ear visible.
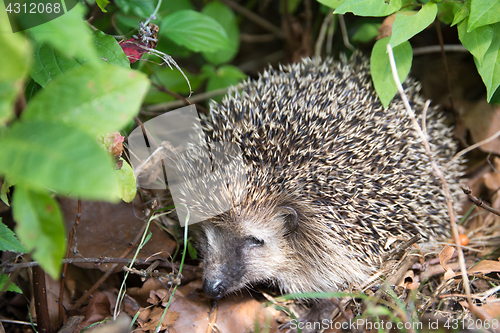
[279,206,298,236]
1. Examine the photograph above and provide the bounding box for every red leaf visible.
[119,39,148,64]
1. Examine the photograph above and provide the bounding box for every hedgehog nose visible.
[203,279,226,299]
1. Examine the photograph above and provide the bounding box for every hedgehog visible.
[168,55,463,330]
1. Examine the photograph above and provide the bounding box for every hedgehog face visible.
[198,206,298,299]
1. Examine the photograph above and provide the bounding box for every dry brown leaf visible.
[60,197,176,272]
[377,14,396,39]
[483,157,500,191]
[398,270,420,290]
[78,291,117,331]
[439,245,456,280]
[479,299,500,318]
[134,280,280,333]
[127,277,165,306]
[462,102,500,155]
[467,260,500,274]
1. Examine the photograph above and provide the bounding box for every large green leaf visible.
[475,23,500,102]
[371,37,412,108]
[0,1,31,126]
[29,3,100,65]
[335,0,402,17]
[30,43,81,87]
[202,2,239,65]
[0,218,26,253]
[23,64,149,136]
[0,121,118,200]
[390,3,437,47]
[468,0,500,31]
[458,21,493,65]
[13,186,65,279]
[31,31,130,87]
[160,10,232,52]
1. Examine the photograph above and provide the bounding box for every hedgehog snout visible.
[203,278,227,299]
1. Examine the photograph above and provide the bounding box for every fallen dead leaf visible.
[378,14,396,39]
[462,102,500,155]
[134,280,280,333]
[439,245,456,280]
[60,197,176,272]
[466,260,500,275]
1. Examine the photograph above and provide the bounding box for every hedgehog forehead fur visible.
[181,54,463,296]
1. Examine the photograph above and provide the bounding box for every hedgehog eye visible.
[247,236,264,247]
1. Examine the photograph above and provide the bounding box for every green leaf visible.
[468,0,500,31]
[29,3,100,65]
[13,186,66,279]
[31,31,130,87]
[187,241,197,259]
[352,23,381,43]
[114,0,156,18]
[93,31,130,68]
[160,10,232,52]
[0,218,26,253]
[390,3,437,48]
[96,0,110,12]
[30,43,81,87]
[335,0,402,16]
[438,2,459,25]
[159,0,195,14]
[206,65,247,102]
[458,21,493,65]
[0,176,13,206]
[0,1,31,126]
[0,274,22,293]
[316,0,343,9]
[202,2,239,65]
[475,23,500,102]
[23,64,149,137]
[116,158,137,203]
[371,37,412,108]
[145,68,201,104]
[0,121,118,200]
[451,3,469,27]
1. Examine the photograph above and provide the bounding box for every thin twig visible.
[315,12,334,57]
[1,257,198,273]
[144,0,162,26]
[0,319,37,326]
[422,100,430,140]
[413,44,468,55]
[446,129,500,168]
[144,87,231,113]
[58,198,81,322]
[386,43,472,307]
[435,20,455,112]
[462,185,500,216]
[338,14,355,52]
